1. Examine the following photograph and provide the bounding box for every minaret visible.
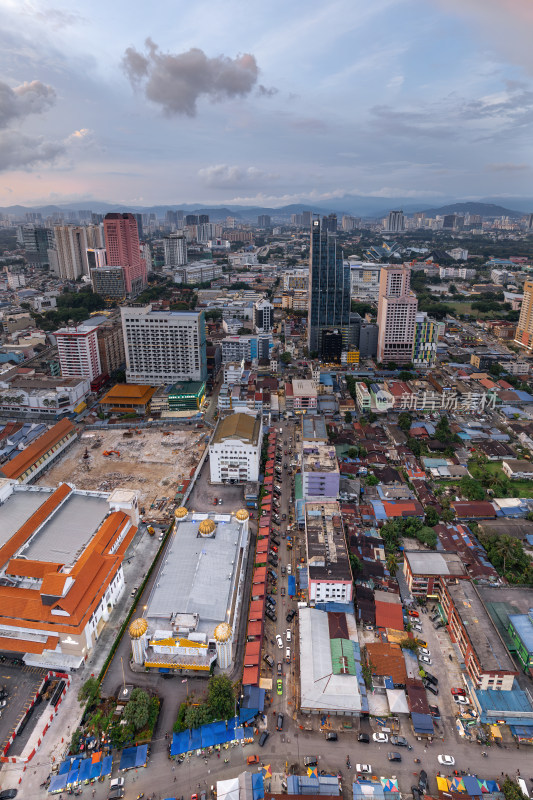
[129,618,148,665]
[214,622,233,669]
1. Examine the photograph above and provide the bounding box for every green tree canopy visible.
[207,675,235,721]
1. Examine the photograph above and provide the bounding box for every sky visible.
[1,0,533,208]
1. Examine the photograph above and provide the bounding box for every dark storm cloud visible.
[122,38,260,117]
[0,131,64,171]
[0,79,56,128]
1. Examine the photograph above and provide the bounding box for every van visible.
[263,654,274,668]
[303,756,318,767]
[517,780,529,799]
[110,780,125,790]
[298,601,307,609]
[424,671,438,686]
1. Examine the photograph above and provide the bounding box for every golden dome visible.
[129,618,148,639]
[214,622,232,643]
[174,506,188,519]
[235,508,249,521]
[199,518,216,536]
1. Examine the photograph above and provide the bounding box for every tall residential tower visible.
[376,265,418,365]
[104,213,147,296]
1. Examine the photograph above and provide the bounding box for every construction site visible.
[36,426,209,524]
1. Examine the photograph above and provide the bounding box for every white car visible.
[372,732,388,743]
[356,764,372,774]
[287,564,292,574]
[454,695,469,705]
[413,623,423,632]
[419,647,431,656]
[286,629,292,642]
[419,655,432,665]
[438,755,456,766]
[276,634,283,649]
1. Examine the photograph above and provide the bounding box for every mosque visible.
[129,506,250,673]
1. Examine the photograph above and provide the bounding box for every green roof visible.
[168,381,206,399]
[294,472,303,501]
[330,638,356,675]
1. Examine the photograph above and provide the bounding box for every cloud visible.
[122,39,260,117]
[0,131,64,171]
[0,79,56,128]
[21,3,83,30]
[486,162,531,172]
[256,84,278,97]
[198,164,279,189]
[67,128,93,143]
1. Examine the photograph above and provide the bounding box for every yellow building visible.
[515,281,533,350]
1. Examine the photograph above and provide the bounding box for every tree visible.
[399,638,419,652]
[184,704,211,729]
[124,689,150,731]
[347,447,359,459]
[349,553,362,574]
[398,411,413,432]
[459,476,485,501]
[281,352,292,364]
[366,473,379,486]
[78,677,100,708]
[424,506,439,527]
[207,675,234,721]
[502,778,528,800]
[344,411,353,424]
[386,553,399,574]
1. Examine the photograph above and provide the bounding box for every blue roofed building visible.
[507,611,533,675]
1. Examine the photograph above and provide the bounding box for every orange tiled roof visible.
[41,573,69,597]
[0,634,58,654]
[0,419,75,480]
[366,642,407,684]
[100,384,156,405]
[6,559,63,579]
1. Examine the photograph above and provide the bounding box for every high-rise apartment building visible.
[51,225,104,280]
[385,210,405,233]
[86,248,107,270]
[253,298,273,333]
[121,305,207,385]
[515,280,533,350]
[55,325,102,381]
[283,269,309,291]
[18,226,54,266]
[163,233,187,267]
[307,216,351,356]
[104,213,147,296]
[91,266,126,298]
[376,265,418,365]
[185,214,198,226]
[257,215,271,228]
[412,312,438,368]
[349,263,382,301]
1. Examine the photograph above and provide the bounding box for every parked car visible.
[419,655,432,665]
[390,735,408,747]
[411,788,421,800]
[358,733,370,743]
[286,610,296,622]
[408,610,419,618]
[276,680,283,696]
[413,623,423,632]
[258,731,270,747]
[286,629,291,642]
[325,731,338,741]
[423,671,438,685]
[285,647,291,663]
[416,639,428,648]
[276,634,283,648]
[264,654,274,668]
[303,756,318,767]
[277,662,282,676]
[454,695,469,705]
[372,732,388,743]
[356,764,372,774]
[276,713,284,731]
[265,610,276,622]
[388,752,402,762]
[451,687,466,695]
[419,770,428,794]
[287,564,292,574]
[247,755,259,764]
[419,647,431,656]
[429,704,440,717]
[425,683,439,696]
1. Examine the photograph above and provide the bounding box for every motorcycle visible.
[414,758,421,764]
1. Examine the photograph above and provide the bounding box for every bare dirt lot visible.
[37,427,206,508]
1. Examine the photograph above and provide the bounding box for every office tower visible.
[185,214,198,226]
[321,329,343,362]
[412,312,438,368]
[253,298,273,333]
[91,213,104,225]
[376,265,418,365]
[258,215,271,228]
[515,281,533,350]
[165,210,178,227]
[104,213,147,296]
[198,214,209,224]
[91,266,126,298]
[307,216,351,356]
[322,213,337,233]
[77,210,92,222]
[350,313,379,358]
[163,233,187,267]
[442,214,457,229]
[133,213,143,241]
[55,325,102,381]
[385,210,405,233]
[25,212,42,222]
[121,305,207,384]
[302,211,312,227]
[19,226,54,266]
[96,321,125,377]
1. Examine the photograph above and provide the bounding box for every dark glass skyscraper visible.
[307,215,351,355]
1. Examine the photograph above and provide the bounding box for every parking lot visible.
[0,663,49,757]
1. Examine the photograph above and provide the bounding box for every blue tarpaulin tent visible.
[48,774,68,793]
[171,730,190,756]
[189,728,202,750]
[119,747,137,770]
[101,755,113,776]
[212,720,228,745]
[411,712,434,735]
[252,772,265,800]
[90,761,103,781]
[288,575,296,596]
[241,685,265,711]
[201,722,216,748]
[66,768,79,785]
[463,777,483,796]
[134,745,148,767]
[78,758,92,782]
[239,708,258,724]
[59,757,79,775]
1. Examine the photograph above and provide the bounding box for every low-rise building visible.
[403,550,467,597]
[0,368,90,416]
[355,382,371,412]
[286,379,317,413]
[502,459,533,480]
[99,384,156,415]
[302,443,340,500]
[507,611,533,674]
[0,419,77,484]
[209,412,262,483]
[0,479,138,669]
[305,501,353,604]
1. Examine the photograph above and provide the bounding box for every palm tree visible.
[386,553,399,575]
[494,535,515,576]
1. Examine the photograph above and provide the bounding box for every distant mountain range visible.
[1,197,532,220]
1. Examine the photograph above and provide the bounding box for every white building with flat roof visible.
[209,413,262,483]
[55,325,101,382]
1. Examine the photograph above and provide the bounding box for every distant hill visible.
[412,201,523,219]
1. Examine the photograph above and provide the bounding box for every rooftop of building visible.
[0,419,76,481]
[144,511,247,635]
[292,379,317,397]
[302,443,339,473]
[100,384,156,405]
[446,581,517,673]
[168,381,206,397]
[305,502,352,582]
[211,413,261,446]
[503,459,533,473]
[404,550,467,577]
[302,415,327,442]
[0,369,86,390]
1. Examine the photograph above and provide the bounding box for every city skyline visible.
[1,0,533,207]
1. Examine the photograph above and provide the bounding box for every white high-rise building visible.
[55,325,102,381]
[52,225,105,280]
[376,265,418,365]
[163,233,187,267]
[253,298,273,333]
[384,210,405,233]
[121,305,207,385]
